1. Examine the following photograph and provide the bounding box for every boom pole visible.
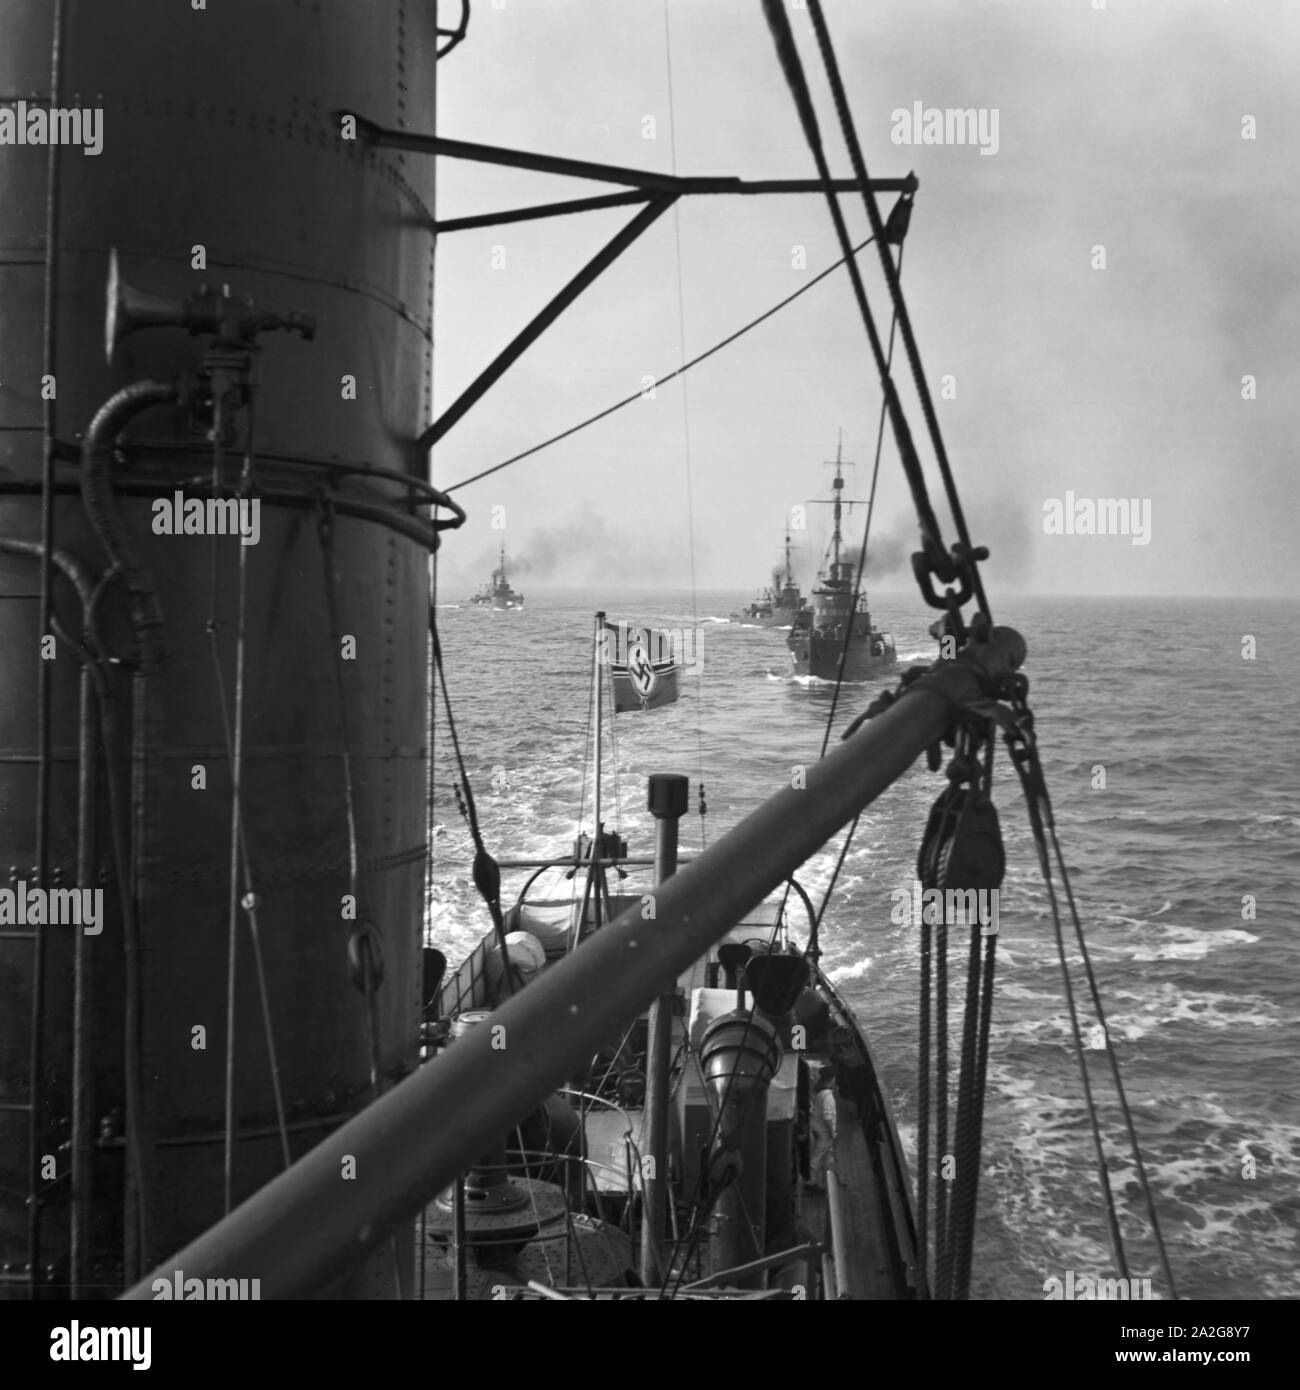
[121,634,1024,1300]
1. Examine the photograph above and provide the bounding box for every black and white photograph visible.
[0,0,1294,1363]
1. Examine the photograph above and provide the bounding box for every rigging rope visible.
[929,731,999,1300]
[318,500,391,1103]
[426,554,439,959]
[1005,706,1180,1297]
[420,363,447,1301]
[1049,815,1178,1293]
[934,916,951,1285]
[317,502,361,904]
[957,922,998,1300]
[444,232,881,495]
[211,505,240,1215]
[946,746,985,1298]
[662,0,709,855]
[819,245,905,757]
[796,245,908,967]
[576,630,596,841]
[210,520,292,1174]
[211,405,292,1212]
[804,0,990,622]
[759,0,955,611]
[917,911,932,1299]
[763,0,1179,1300]
[429,608,516,993]
[320,489,416,1294]
[1022,755,1128,1273]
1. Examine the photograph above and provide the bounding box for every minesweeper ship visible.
[731,531,807,627]
[787,440,897,681]
[469,541,525,609]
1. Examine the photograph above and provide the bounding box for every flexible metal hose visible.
[79,378,178,670]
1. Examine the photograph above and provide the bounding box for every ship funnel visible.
[699,1011,782,1285]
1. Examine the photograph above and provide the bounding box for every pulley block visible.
[917,783,1005,894]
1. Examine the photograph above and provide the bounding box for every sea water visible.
[428,589,1299,1300]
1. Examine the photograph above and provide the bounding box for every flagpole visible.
[592,611,603,847]
[587,611,605,936]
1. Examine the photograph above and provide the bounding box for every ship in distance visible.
[730,530,808,627]
[787,439,897,682]
[470,540,525,609]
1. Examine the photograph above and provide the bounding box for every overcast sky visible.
[432,0,1295,599]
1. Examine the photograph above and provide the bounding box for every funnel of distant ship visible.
[777,438,897,680]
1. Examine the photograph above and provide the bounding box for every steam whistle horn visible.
[105,248,187,363]
[105,247,316,364]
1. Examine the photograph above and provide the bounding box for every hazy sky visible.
[432,0,1296,598]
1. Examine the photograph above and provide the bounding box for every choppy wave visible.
[1126,925,1260,963]
[827,956,874,984]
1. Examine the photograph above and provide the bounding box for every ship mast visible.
[830,429,844,578]
[804,434,861,597]
[592,612,603,844]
